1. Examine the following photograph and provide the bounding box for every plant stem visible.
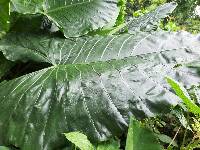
[168,126,181,148]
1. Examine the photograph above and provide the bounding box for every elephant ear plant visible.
[0,1,200,150]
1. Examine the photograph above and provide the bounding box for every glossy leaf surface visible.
[125,2,177,33]
[10,0,119,37]
[0,31,200,149]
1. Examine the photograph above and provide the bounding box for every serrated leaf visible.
[125,117,162,150]
[0,31,200,149]
[171,107,192,130]
[10,0,119,37]
[64,132,93,150]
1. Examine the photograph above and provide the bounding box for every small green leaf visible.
[125,117,162,150]
[166,77,200,115]
[64,132,94,150]
[156,134,178,147]
[97,139,120,150]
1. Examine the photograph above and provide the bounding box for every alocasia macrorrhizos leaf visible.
[124,2,177,33]
[0,0,10,33]
[1,31,200,64]
[10,0,43,13]
[10,0,119,37]
[0,31,200,149]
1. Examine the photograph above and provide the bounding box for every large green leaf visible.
[10,0,43,14]
[0,31,200,149]
[124,2,177,33]
[0,0,10,33]
[125,117,162,150]
[1,31,199,64]
[103,2,177,35]
[10,0,119,37]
